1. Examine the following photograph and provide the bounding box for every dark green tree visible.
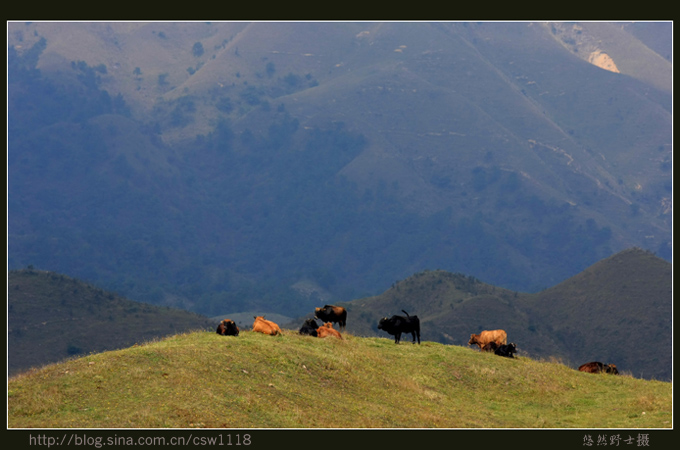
[192,42,204,57]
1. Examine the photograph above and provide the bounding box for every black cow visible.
[377,310,420,344]
[314,305,347,331]
[299,318,320,337]
[494,342,517,358]
[216,319,239,336]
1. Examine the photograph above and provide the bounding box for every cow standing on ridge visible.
[314,305,347,331]
[377,310,421,344]
[468,329,507,350]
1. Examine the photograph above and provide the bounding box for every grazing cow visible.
[482,341,499,352]
[494,343,517,358]
[377,310,421,344]
[578,361,619,375]
[299,318,320,337]
[314,305,347,331]
[468,329,507,350]
[252,316,283,336]
[316,322,343,339]
[216,319,240,336]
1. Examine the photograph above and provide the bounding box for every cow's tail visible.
[402,309,410,317]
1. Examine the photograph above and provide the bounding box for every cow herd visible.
[467,329,517,359]
[215,304,619,375]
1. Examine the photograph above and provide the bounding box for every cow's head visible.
[605,364,619,375]
[468,334,479,345]
[377,317,389,330]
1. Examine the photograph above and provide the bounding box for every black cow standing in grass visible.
[299,318,320,337]
[377,310,421,344]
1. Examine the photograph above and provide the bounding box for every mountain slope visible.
[7,268,214,377]
[7,22,672,318]
[518,247,673,381]
[335,248,671,381]
[7,330,672,428]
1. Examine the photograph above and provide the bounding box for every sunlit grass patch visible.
[8,330,672,428]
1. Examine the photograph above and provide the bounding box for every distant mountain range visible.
[7,268,213,377]
[7,21,672,319]
[319,247,672,381]
[9,248,671,382]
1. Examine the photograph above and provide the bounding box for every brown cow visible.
[468,329,507,350]
[252,316,283,336]
[314,305,347,331]
[578,361,619,375]
[216,319,239,336]
[316,322,343,339]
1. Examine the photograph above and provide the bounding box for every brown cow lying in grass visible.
[578,361,619,375]
[468,329,507,350]
[252,316,282,336]
[316,322,343,339]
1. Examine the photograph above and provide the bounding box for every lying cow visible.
[317,322,343,339]
[299,318,320,337]
[468,329,507,350]
[494,343,517,358]
[377,310,420,344]
[216,319,239,336]
[315,305,347,331]
[578,361,619,375]
[252,316,283,336]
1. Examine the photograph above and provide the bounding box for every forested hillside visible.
[7,268,213,376]
[7,22,672,320]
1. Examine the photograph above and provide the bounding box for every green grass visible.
[7,330,672,428]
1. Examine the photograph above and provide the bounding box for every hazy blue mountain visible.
[330,247,671,381]
[7,22,671,318]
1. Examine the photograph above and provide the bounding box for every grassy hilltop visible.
[8,330,671,429]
